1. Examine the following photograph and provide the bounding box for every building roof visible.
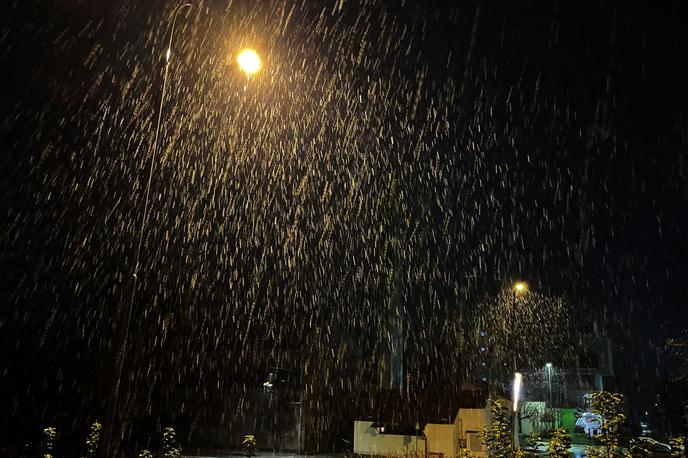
[357,383,490,434]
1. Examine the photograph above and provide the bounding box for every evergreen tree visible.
[547,429,571,458]
[526,432,543,453]
[243,434,257,457]
[586,447,602,458]
[627,438,653,458]
[590,391,626,458]
[670,437,686,458]
[82,420,101,458]
[42,426,57,458]
[482,400,512,458]
[457,448,475,458]
[161,427,181,458]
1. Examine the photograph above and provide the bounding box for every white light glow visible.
[513,372,522,412]
[237,49,262,75]
[513,281,528,294]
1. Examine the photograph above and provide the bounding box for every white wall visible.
[354,406,491,457]
[354,421,425,456]
[425,422,456,457]
[458,409,488,457]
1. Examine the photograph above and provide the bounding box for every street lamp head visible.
[545,362,553,369]
[513,281,528,294]
[237,48,262,75]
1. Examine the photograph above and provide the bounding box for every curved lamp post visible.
[100,4,192,456]
[99,3,262,450]
[99,3,262,458]
[100,4,263,454]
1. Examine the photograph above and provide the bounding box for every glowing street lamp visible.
[512,281,528,294]
[237,48,262,75]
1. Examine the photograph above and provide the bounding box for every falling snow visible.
[1,0,688,454]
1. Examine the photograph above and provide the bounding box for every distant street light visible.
[512,281,528,294]
[100,4,265,457]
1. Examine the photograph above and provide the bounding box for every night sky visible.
[1,0,688,451]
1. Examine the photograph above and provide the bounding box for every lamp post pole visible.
[510,281,527,371]
[546,364,553,404]
[545,363,554,429]
[97,4,263,455]
[99,4,192,457]
[509,283,526,452]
